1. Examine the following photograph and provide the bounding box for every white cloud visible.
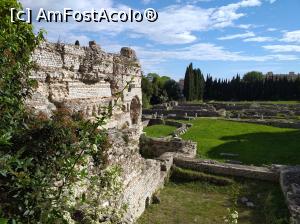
[166,43,298,61]
[281,30,300,43]
[236,24,254,29]
[218,32,255,40]
[110,42,298,68]
[20,0,264,45]
[100,41,298,74]
[263,45,300,52]
[267,28,277,32]
[244,36,275,42]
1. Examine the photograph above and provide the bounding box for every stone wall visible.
[27,41,168,223]
[280,166,300,224]
[174,156,279,182]
[140,135,197,159]
[27,41,142,130]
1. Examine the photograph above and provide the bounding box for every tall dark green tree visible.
[183,64,205,101]
[194,68,205,100]
[183,63,194,101]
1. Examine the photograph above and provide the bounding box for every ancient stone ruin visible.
[26,41,300,223]
[27,40,142,129]
[27,40,169,223]
[143,101,300,128]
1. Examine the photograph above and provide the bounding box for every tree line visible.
[204,72,300,101]
[142,64,300,107]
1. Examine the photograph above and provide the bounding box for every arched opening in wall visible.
[130,96,141,125]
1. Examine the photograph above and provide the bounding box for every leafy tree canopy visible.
[243,71,264,83]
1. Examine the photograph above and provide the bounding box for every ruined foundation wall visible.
[27,41,167,223]
[140,135,197,159]
[174,157,279,182]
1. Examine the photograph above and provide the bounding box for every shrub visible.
[0,1,130,223]
[0,106,126,223]
[0,0,44,145]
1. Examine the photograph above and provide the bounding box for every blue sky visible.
[21,0,300,80]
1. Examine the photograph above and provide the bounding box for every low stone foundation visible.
[143,101,300,121]
[140,135,197,159]
[173,157,280,182]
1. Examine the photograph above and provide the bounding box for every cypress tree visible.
[193,68,200,100]
[183,66,189,100]
[183,63,194,101]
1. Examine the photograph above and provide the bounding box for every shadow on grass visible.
[206,130,300,166]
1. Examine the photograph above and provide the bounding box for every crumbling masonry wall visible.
[27,41,167,223]
[27,41,143,130]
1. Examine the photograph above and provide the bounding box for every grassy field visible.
[180,118,300,165]
[137,179,289,224]
[144,124,177,138]
[140,119,293,223]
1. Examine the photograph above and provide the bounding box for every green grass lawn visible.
[137,179,288,224]
[144,125,177,138]
[181,118,300,165]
